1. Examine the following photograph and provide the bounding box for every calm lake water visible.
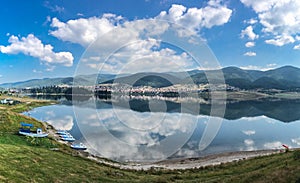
[26,95,300,162]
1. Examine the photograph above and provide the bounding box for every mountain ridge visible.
[1,66,300,90]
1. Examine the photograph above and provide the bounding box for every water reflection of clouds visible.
[291,138,300,145]
[45,110,55,117]
[242,130,256,136]
[47,115,74,130]
[75,107,198,162]
[29,103,300,162]
[240,115,275,124]
[76,107,300,161]
[244,139,256,151]
[176,148,199,157]
[112,109,164,131]
[240,116,268,121]
[217,115,300,153]
[30,106,75,131]
[263,141,282,149]
[97,108,196,145]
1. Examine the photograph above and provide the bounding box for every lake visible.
[26,95,300,162]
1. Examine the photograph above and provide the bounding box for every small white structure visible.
[0,98,20,105]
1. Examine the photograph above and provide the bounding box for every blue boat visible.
[19,122,48,138]
[71,143,87,150]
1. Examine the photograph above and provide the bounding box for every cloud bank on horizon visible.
[0,0,300,82]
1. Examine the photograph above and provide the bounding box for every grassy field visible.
[1,95,300,182]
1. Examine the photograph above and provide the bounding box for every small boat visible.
[56,130,69,135]
[19,122,48,138]
[60,134,73,138]
[61,137,76,142]
[71,143,87,150]
[282,144,289,149]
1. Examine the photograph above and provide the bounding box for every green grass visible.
[0,143,141,182]
[1,95,300,182]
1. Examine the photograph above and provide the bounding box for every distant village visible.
[0,83,239,96]
[94,83,239,97]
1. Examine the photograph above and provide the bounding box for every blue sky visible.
[0,0,300,83]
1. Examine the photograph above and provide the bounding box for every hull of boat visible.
[19,131,48,138]
[71,145,87,150]
[61,137,75,142]
[56,130,69,135]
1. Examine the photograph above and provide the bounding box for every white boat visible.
[19,123,48,138]
[60,134,73,138]
[56,130,69,135]
[19,130,49,138]
[61,137,75,142]
[71,143,87,150]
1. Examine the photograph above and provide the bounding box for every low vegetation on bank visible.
[0,95,300,182]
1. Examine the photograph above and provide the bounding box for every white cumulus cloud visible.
[245,41,255,47]
[244,51,256,56]
[240,0,300,47]
[294,44,300,50]
[240,0,279,13]
[241,26,259,40]
[0,34,73,67]
[50,2,232,74]
[265,35,295,46]
[50,14,123,46]
[157,1,232,33]
[84,39,195,73]
[244,18,258,25]
[50,2,232,47]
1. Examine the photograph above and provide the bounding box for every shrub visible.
[25,136,56,148]
[293,150,300,160]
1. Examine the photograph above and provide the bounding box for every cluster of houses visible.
[95,83,238,96]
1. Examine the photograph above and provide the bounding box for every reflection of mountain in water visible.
[108,98,300,123]
[223,100,300,122]
[29,95,300,122]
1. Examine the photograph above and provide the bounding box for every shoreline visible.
[89,149,284,170]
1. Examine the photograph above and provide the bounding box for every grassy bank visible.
[0,96,300,182]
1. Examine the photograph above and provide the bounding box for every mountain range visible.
[1,66,300,90]
[189,66,300,90]
[103,65,300,90]
[0,74,116,88]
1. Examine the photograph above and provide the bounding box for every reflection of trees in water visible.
[222,99,300,122]
[29,94,65,101]
[29,94,92,102]
[110,98,300,123]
